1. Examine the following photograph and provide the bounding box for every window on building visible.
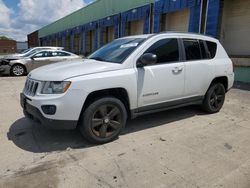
[144,38,179,64]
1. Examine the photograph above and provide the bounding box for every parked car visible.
[21,32,234,144]
[0,50,80,76]
[0,46,64,59]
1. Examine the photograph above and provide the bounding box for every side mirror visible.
[30,56,34,60]
[137,53,157,67]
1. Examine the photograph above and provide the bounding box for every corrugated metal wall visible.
[32,0,250,83]
[38,0,203,55]
[39,0,154,38]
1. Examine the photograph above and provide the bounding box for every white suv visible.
[20,33,234,144]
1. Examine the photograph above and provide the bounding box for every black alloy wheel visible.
[209,85,225,110]
[202,83,225,113]
[91,104,122,138]
[79,97,127,144]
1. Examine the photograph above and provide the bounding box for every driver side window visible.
[144,38,179,64]
[33,52,44,58]
[33,51,52,58]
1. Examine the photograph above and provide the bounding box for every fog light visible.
[41,105,56,115]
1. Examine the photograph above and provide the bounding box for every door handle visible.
[172,66,183,74]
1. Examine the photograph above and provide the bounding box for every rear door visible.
[57,51,73,61]
[49,51,64,64]
[182,38,214,97]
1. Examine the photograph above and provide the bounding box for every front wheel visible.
[202,83,226,113]
[11,64,25,76]
[79,97,127,144]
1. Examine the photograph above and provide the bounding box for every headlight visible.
[0,59,10,65]
[41,81,71,94]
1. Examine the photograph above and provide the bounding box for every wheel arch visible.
[209,76,228,92]
[11,63,27,74]
[80,88,131,120]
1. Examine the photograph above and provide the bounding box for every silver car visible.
[0,46,64,59]
[0,50,81,76]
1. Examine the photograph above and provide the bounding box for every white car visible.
[20,32,234,144]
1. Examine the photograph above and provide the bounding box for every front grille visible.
[23,78,39,96]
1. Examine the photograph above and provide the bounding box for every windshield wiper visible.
[88,57,105,62]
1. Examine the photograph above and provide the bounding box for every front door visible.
[31,51,52,70]
[137,38,185,108]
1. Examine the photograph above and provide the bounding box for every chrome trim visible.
[23,78,40,96]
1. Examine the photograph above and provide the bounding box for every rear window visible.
[183,39,202,61]
[199,40,207,58]
[205,41,217,59]
[51,52,71,57]
[33,51,52,58]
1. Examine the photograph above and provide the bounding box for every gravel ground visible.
[0,76,250,188]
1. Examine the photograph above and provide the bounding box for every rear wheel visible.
[202,83,225,113]
[11,64,25,76]
[79,97,127,144]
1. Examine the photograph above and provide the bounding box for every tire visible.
[79,97,127,144]
[11,64,26,76]
[202,83,226,113]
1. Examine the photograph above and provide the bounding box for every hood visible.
[29,59,123,81]
[1,54,24,61]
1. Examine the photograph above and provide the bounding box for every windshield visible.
[23,49,41,57]
[20,48,32,54]
[88,38,146,63]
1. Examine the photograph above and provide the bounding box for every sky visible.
[0,0,94,41]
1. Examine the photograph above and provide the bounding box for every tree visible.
[0,36,14,40]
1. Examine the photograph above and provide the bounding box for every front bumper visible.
[227,73,235,91]
[0,65,11,75]
[20,93,78,130]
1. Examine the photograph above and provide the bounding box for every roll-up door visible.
[65,36,70,51]
[52,39,56,47]
[102,26,115,45]
[107,26,115,43]
[161,8,190,32]
[74,34,80,54]
[220,0,250,56]
[125,20,144,36]
[86,31,95,55]
[58,38,62,48]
